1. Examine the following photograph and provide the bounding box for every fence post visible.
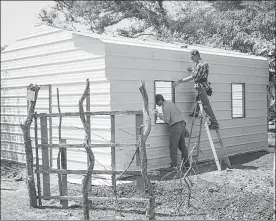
[136,113,144,193]
[86,88,93,209]
[48,85,53,168]
[40,113,50,196]
[34,112,42,207]
[60,139,68,208]
[111,115,116,188]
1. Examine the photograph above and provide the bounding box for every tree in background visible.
[39,1,170,38]
[39,1,275,56]
[213,1,275,55]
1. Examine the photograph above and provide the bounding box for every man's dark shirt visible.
[161,101,183,127]
[192,58,209,88]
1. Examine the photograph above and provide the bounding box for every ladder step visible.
[213,140,221,145]
[193,116,203,119]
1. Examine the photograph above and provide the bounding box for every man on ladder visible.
[172,49,219,130]
[173,49,231,171]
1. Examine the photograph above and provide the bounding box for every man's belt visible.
[170,120,186,128]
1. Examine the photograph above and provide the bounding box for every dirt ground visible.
[1,133,275,220]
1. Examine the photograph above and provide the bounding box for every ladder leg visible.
[195,110,203,164]
[187,107,197,150]
[205,124,221,171]
[193,101,230,171]
[215,129,232,168]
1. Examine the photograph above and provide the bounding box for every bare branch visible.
[20,83,40,208]
[79,79,95,220]
[138,81,155,220]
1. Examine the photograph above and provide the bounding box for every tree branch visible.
[79,79,95,220]
[138,81,155,220]
[20,83,40,208]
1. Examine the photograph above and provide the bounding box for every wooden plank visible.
[35,169,160,176]
[38,195,148,202]
[34,113,42,207]
[111,114,116,187]
[135,113,144,193]
[40,113,50,196]
[48,85,53,168]
[38,110,143,118]
[56,87,63,207]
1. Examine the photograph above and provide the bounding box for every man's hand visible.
[153,109,159,115]
[172,80,180,88]
[153,109,162,118]
[187,67,193,72]
[269,68,275,73]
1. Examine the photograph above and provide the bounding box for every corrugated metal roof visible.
[13,24,266,60]
[69,28,266,60]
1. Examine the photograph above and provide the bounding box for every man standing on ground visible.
[154,94,189,168]
[173,49,219,130]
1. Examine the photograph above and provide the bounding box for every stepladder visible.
[187,101,232,171]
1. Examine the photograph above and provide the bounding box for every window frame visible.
[231,83,245,119]
[154,80,175,124]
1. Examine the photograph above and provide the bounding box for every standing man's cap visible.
[190,49,200,56]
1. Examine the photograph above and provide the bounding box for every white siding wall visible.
[1,26,111,171]
[1,25,268,173]
[106,42,268,170]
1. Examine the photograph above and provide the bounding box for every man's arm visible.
[269,68,275,73]
[157,113,170,124]
[154,109,170,124]
[172,75,194,87]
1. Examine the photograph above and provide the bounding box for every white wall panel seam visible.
[2,35,74,53]
[1,41,79,62]
[2,55,105,70]
[2,59,105,72]
[1,48,78,63]
[17,29,63,41]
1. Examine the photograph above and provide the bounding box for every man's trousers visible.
[169,121,189,167]
[195,87,219,127]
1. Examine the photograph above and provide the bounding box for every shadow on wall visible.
[73,34,105,56]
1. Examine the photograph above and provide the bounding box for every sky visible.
[1,1,55,46]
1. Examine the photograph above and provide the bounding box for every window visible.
[231,83,245,118]
[154,81,175,123]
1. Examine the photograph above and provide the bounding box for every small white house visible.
[1,25,269,171]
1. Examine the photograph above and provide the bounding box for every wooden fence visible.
[33,110,159,209]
